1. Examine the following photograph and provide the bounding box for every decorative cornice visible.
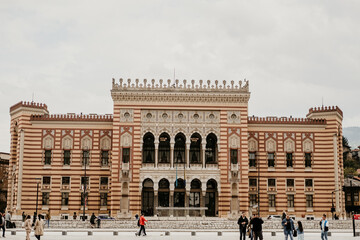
[10,101,48,113]
[248,116,326,125]
[111,78,251,104]
[31,114,113,122]
[307,106,343,118]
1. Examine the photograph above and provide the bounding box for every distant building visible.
[343,177,360,217]
[8,79,345,219]
[0,152,10,213]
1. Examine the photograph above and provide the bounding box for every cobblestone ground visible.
[3,231,359,240]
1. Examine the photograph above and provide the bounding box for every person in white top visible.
[320,214,329,240]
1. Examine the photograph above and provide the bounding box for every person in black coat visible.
[250,213,264,240]
[237,212,248,240]
[90,213,96,228]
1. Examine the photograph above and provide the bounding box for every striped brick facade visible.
[7,79,344,219]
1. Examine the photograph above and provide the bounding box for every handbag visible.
[293,229,297,237]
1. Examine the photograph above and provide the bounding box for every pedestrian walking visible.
[135,214,140,236]
[90,213,96,228]
[5,212,11,229]
[296,221,304,240]
[97,216,101,228]
[73,212,77,220]
[320,214,329,240]
[34,215,44,240]
[45,210,50,228]
[238,212,248,240]
[24,215,32,240]
[22,212,26,222]
[281,210,287,220]
[137,213,147,236]
[249,213,263,240]
[0,212,5,238]
[282,215,295,240]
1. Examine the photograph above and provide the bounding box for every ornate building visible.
[7,79,345,219]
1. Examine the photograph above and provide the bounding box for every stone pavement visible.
[3,230,359,240]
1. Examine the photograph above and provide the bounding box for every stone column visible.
[201,191,207,217]
[186,190,190,217]
[170,189,174,217]
[186,141,190,168]
[154,189,158,216]
[202,143,206,168]
[333,134,340,212]
[170,140,175,168]
[155,140,159,168]
[17,129,25,210]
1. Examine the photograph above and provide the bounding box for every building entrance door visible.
[205,192,216,216]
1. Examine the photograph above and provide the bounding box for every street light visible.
[35,178,41,217]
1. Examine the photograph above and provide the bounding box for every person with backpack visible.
[320,214,329,240]
[90,213,96,228]
[237,212,248,240]
[249,213,263,240]
[136,212,147,236]
[34,215,44,240]
[282,214,295,240]
[296,221,304,240]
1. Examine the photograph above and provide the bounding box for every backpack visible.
[324,220,329,232]
[137,219,140,227]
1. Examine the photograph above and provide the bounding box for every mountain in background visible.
[343,127,360,149]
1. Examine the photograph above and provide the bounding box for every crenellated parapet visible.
[30,114,113,122]
[10,101,48,113]
[111,78,251,105]
[307,106,343,118]
[248,116,326,125]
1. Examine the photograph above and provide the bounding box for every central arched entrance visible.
[141,178,154,216]
[158,178,170,216]
[190,179,201,216]
[205,179,218,217]
[174,178,185,216]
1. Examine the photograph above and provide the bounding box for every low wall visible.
[11,219,358,230]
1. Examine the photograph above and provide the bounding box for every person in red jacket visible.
[137,213,148,236]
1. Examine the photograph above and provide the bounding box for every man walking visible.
[137,213,148,236]
[238,212,248,240]
[250,213,263,240]
[320,214,329,240]
[282,215,295,240]
[4,212,11,229]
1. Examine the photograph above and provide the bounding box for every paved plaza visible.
[3,230,360,240]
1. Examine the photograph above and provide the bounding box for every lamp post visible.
[82,150,89,221]
[35,178,41,217]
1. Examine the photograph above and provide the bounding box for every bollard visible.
[11,231,16,235]
[271,232,276,236]
[327,232,331,237]
[217,232,222,236]
[191,231,196,236]
[165,231,170,236]
[355,232,360,237]
[62,231,67,235]
[113,231,118,236]
[88,231,93,236]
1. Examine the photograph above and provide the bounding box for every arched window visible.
[190,133,202,164]
[205,179,218,217]
[190,179,201,212]
[205,133,217,164]
[142,178,154,216]
[174,178,185,210]
[143,133,155,163]
[174,133,186,164]
[158,179,170,207]
[158,133,170,163]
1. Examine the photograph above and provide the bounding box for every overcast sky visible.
[1,1,360,152]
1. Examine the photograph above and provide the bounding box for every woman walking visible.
[34,215,44,240]
[296,221,304,240]
[24,215,32,240]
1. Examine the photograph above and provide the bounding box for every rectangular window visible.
[268,194,276,208]
[230,149,238,164]
[249,179,257,187]
[44,150,52,165]
[43,176,51,185]
[82,150,90,166]
[249,194,257,207]
[346,192,352,203]
[268,178,276,187]
[81,192,88,206]
[42,192,50,205]
[268,153,275,167]
[61,192,69,206]
[81,177,89,187]
[249,152,256,167]
[306,195,313,208]
[100,193,108,206]
[62,176,70,185]
[286,179,295,187]
[355,192,359,202]
[122,148,130,163]
[100,177,108,185]
[189,192,200,207]
[63,150,71,165]
[305,153,312,168]
[287,195,294,208]
[286,153,293,167]
[158,192,169,207]
[305,179,313,187]
[101,150,109,166]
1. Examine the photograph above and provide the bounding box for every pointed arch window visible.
[205,133,217,164]
[143,133,155,163]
